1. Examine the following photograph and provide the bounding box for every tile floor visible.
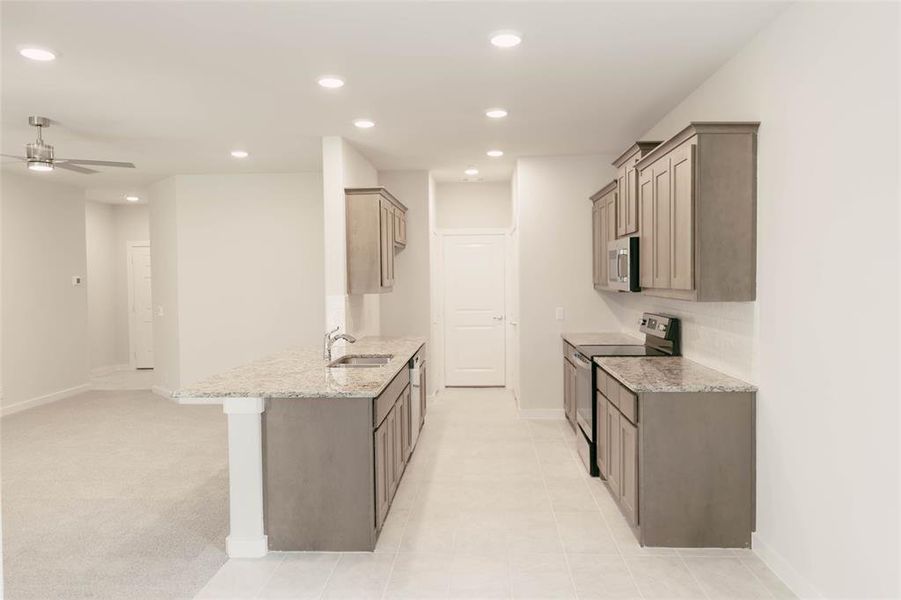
[195,387,795,600]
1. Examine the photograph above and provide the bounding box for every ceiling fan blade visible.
[56,158,135,168]
[55,163,99,174]
[0,154,27,161]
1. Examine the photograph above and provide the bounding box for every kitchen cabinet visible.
[636,122,759,301]
[605,399,621,500]
[562,343,578,429]
[612,142,661,238]
[418,362,427,431]
[346,187,408,294]
[563,359,574,428]
[589,181,617,290]
[619,416,639,526]
[394,208,407,247]
[593,362,755,547]
[261,342,426,551]
[596,391,609,478]
[374,409,391,527]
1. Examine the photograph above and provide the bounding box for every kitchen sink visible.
[328,354,393,368]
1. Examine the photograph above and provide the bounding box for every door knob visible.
[492,316,505,321]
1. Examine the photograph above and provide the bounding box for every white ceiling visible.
[2,1,786,201]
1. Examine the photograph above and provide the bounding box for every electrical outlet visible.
[555,307,565,321]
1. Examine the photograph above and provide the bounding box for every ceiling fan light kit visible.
[2,116,136,174]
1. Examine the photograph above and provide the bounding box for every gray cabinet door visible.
[616,168,627,237]
[620,416,639,526]
[652,157,672,289]
[597,391,609,478]
[379,199,393,288]
[624,162,639,235]
[606,400,621,499]
[374,418,390,528]
[669,142,694,291]
[403,385,413,461]
[419,363,427,430]
[639,168,654,289]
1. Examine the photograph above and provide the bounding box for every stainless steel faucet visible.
[323,327,357,361]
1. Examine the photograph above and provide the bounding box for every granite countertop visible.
[174,336,425,400]
[561,332,643,348]
[594,356,757,394]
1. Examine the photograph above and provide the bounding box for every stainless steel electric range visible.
[571,313,681,476]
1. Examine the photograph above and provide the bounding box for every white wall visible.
[1,174,89,410]
[85,201,118,370]
[609,3,899,596]
[322,137,381,340]
[434,181,512,229]
[149,173,325,389]
[149,177,180,393]
[378,171,431,344]
[514,155,620,414]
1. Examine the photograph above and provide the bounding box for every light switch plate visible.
[71,275,83,286]
[555,307,565,321]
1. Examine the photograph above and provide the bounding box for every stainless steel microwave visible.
[607,236,640,292]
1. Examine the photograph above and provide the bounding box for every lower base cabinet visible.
[374,383,413,532]
[619,416,639,526]
[594,364,755,548]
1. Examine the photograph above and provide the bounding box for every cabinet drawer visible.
[596,367,608,397]
[374,368,411,427]
[616,385,638,424]
[563,341,579,365]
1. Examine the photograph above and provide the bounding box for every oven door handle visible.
[572,353,592,369]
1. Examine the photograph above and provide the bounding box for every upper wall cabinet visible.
[613,141,661,238]
[637,122,759,302]
[590,181,617,290]
[346,187,409,294]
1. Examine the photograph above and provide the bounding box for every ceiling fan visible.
[1,116,135,174]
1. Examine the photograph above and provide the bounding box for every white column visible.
[223,396,268,558]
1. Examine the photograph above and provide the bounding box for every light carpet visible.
[2,390,228,599]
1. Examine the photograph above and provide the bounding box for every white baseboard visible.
[752,532,822,599]
[1,383,91,417]
[518,408,565,420]
[90,363,131,377]
[226,534,268,558]
[151,385,174,400]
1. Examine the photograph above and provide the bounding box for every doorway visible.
[442,233,506,386]
[127,242,154,369]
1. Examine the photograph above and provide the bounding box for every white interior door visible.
[129,244,154,369]
[443,234,505,386]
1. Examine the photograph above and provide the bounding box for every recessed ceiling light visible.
[485,108,508,119]
[125,195,140,202]
[19,47,56,61]
[464,167,479,176]
[317,76,345,89]
[230,150,249,158]
[486,150,504,158]
[353,119,375,129]
[490,31,522,48]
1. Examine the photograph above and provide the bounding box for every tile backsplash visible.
[604,292,757,383]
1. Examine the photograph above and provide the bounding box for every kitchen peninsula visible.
[175,336,426,557]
